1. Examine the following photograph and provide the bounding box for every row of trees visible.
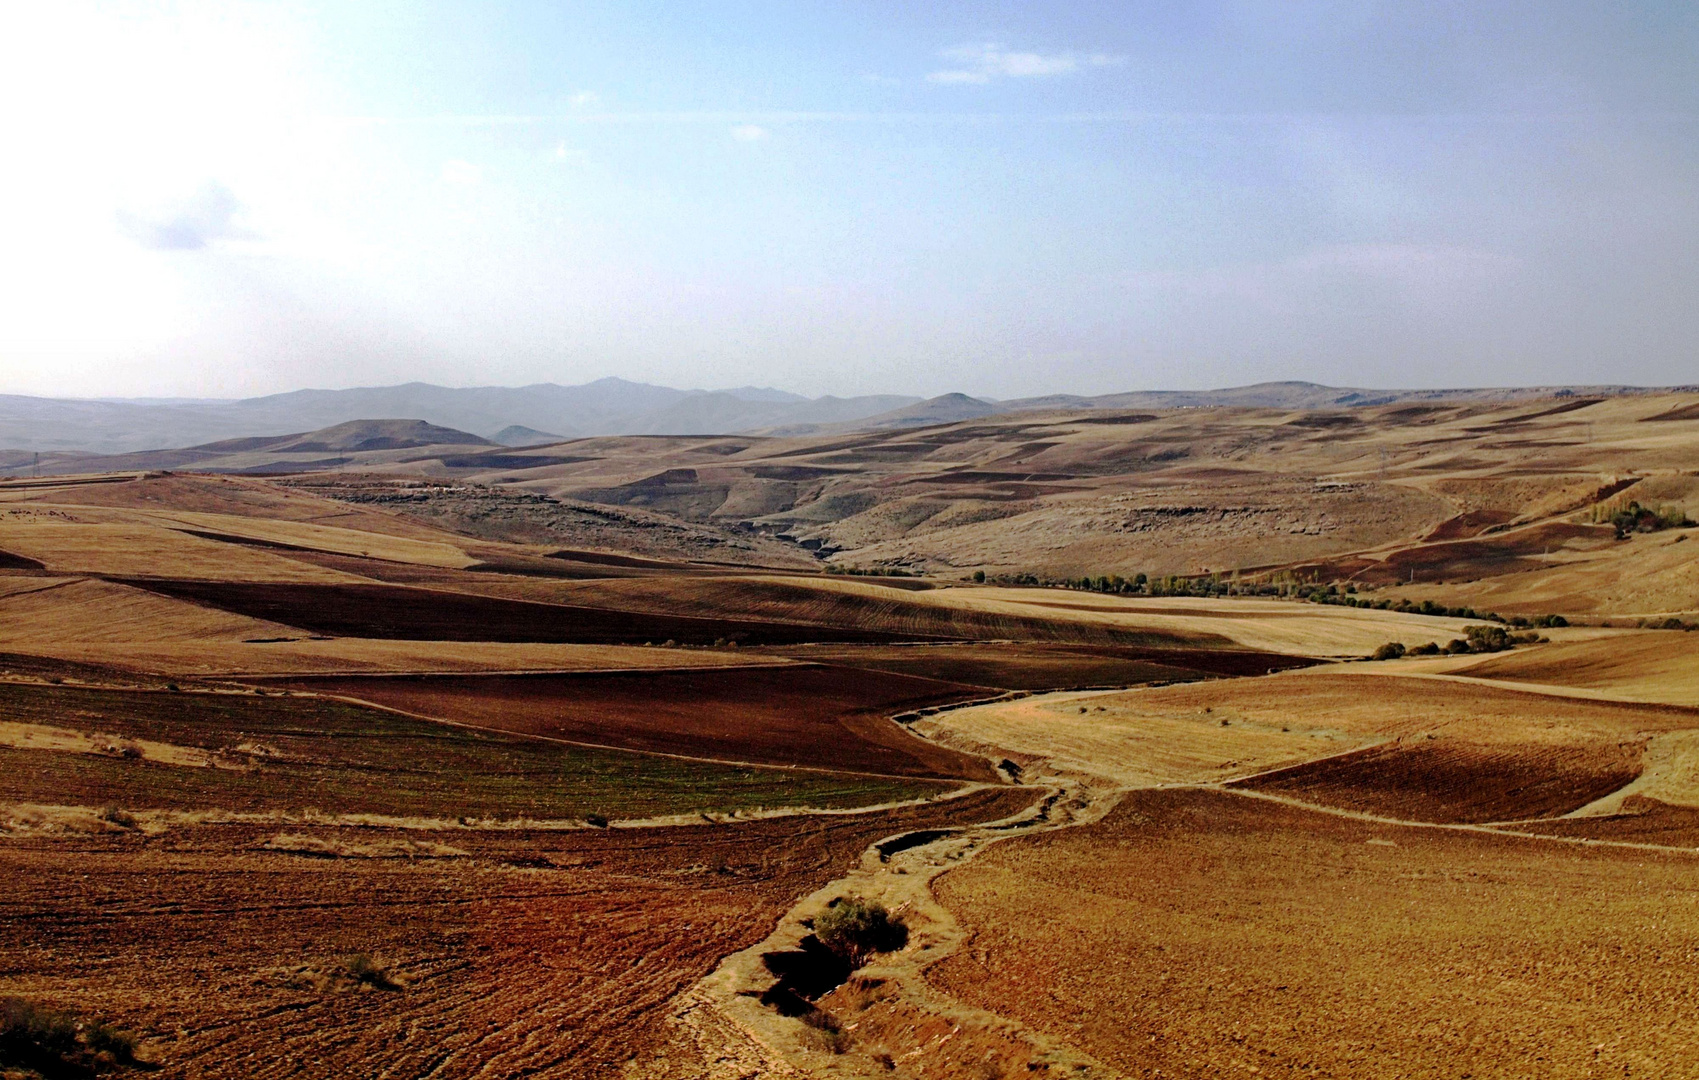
[1589,498,1694,539]
[1371,624,1543,660]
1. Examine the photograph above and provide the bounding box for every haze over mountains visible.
[0,377,1691,456]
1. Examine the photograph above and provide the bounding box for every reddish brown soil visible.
[1232,736,1643,823]
[1422,508,1517,541]
[1291,520,1616,585]
[119,579,949,646]
[928,787,1699,1080]
[770,642,1316,691]
[0,681,944,820]
[0,787,1037,1080]
[1512,795,1699,847]
[267,665,1001,781]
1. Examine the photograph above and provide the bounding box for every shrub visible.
[1462,624,1513,653]
[814,898,908,968]
[1371,642,1407,661]
[1444,639,1472,654]
[97,806,137,829]
[971,570,985,583]
[0,996,139,1076]
[341,954,402,991]
[584,814,609,828]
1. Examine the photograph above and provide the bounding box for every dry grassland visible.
[0,518,362,582]
[930,787,1699,1080]
[1458,630,1699,706]
[0,577,297,643]
[916,688,1353,788]
[133,509,477,567]
[923,587,1485,655]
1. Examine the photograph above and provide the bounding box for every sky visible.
[0,1,1695,401]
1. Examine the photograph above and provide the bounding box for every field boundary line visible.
[1206,785,1699,856]
[1315,666,1699,715]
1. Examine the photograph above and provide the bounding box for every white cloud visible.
[730,124,769,142]
[926,43,1121,85]
[116,182,243,251]
[568,90,600,109]
[439,159,482,185]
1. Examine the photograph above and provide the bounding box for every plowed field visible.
[1231,737,1644,823]
[929,787,1699,1080]
[0,681,945,820]
[120,579,955,645]
[0,787,1037,1080]
[770,642,1315,690]
[269,665,999,780]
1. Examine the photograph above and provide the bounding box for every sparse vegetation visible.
[97,806,137,829]
[0,996,140,1077]
[1371,642,1406,661]
[814,897,908,968]
[341,954,403,991]
[1590,497,1693,538]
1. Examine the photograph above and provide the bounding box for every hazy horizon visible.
[3,3,1695,402]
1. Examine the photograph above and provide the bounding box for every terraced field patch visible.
[0,682,947,821]
[268,665,1000,780]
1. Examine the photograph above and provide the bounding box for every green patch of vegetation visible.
[814,897,908,968]
[0,997,140,1078]
[1440,625,1539,655]
[1589,498,1693,538]
[824,564,916,578]
[0,684,947,821]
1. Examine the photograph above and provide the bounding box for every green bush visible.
[814,897,908,968]
[1371,642,1407,661]
[1462,624,1513,652]
[1408,642,1441,656]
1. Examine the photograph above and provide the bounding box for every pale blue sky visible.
[1,2,1695,399]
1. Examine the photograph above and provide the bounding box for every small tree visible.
[1371,642,1406,661]
[814,898,908,968]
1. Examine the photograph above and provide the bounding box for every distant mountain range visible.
[0,377,1691,455]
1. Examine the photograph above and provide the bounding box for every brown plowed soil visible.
[770,642,1316,690]
[0,681,944,819]
[1231,736,1645,823]
[119,579,952,646]
[929,787,1699,1080]
[269,665,1001,780]
[0,787,1038,1080]
[1422,508,1517,541]
[482,575,1229,648]
[1511,795,1699,847]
